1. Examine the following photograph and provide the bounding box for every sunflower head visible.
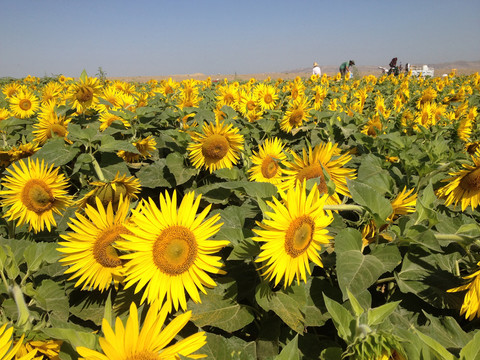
[77,173,141,211]
[0,158,73,233]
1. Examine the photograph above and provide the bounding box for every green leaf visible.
[136,160,171,188]
[67,124,98,143]
[415,182,438,226]
[460,330,480,360]
[201,332,257,360]
[356,154,393,194]
[367,301,401,326]
[23,242,59,272]
[256,283,306,333]
[165,152,197,185]
[346,289,364,316]
[31,138,80,166]
[334,228,363,253]
[98,137,140,154]
[34,279,69,322]
[347,178,392,226]
[275,335,299,360]
[42,328,97,350]
[196,181,277,201]
[414,328,456,360]
[188,279,254,333]
[322,294,354,341]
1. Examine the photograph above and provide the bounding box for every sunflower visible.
[8,143,41,163]
[0,107,11,121]
[280,142,356,205]
[0,158,73,233]
[9,90,40,119]
[15,339,62,360]
[41,81,64,104]
[76,301,206,360]
[248,138,287,185]
[58,197,131,291]
[98,111,131,132]
[253,181,333,287]
[116,190,229,312]
[436,148,480,211]
[67,76,102,113]
[388,187,417,221]
[280,96,312,133]
[2,83,23,99]
[187,119,244,173]
[77,173,141,211]
[32,111,71,145]
[117,136,157,163]
[0,323,37,360]
[255,83,278,111]
[448,262,480,320]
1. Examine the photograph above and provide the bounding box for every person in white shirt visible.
[312,62,321,76]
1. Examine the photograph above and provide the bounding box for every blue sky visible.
[1,0,479,78]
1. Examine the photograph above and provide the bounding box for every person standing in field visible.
[313,62,321,76]
[339,60,355,77]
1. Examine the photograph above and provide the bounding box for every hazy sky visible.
[1,0,479,78]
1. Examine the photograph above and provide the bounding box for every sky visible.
[1,0,479,78]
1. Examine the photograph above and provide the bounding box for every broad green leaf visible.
[356,154,393,194]
[136,160,171,188]
[460,330,480,360]
[275,335,299,360]
[31,138,80,166]
[415,329,456,360]
[42,328,97,350]
[67,124,98,143]
[23,242,59,272]
[165,152,197,185]
[322,294,354,341]
[256,283,306,333]
[415,182,438,226]
[367,301,401,326]
[347,178,392,226]
[196,181,277,200]
[201,332,256,360]
[334,228,363,252]
[34,279,69,322]
[98,137,140,154]
[188,279,254,333]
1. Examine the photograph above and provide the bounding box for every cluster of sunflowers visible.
[0,69,479,359]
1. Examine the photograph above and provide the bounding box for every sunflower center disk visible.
[153,226,198,275]
[21,179,55,214]
[264,94,273,104]
[19,99,32,111]
[460,167,480,192]
[93,226,125,268]
[295,163,329,194]
[201,134,229,161]
[289,110,303,126]
[125,350,159,360]
[285,216,315,257]
[247,101,256,111]
[261,156,279,179]
[50,123,67,137]
[76,86,94,103]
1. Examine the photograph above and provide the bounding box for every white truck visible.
[406,64,435,77]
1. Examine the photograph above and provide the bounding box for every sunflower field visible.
[0,69,480,360]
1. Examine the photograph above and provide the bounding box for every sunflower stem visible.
[91,154,106,182]
[7,220,15,239]
[323,204,365,213]
[11,283,31,329]
[434,233,472,242]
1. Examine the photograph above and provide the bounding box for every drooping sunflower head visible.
[116,190,229,311]
[187,119,245,173]
[279,143,356,205]
[16,338,62,360]
[253,181,333,287]
[248,137,287,184]
[77,173,141,211]
[117,136,157,163]
[0,158,73,233]
[58,196,132,291]
[436,148,480,211]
